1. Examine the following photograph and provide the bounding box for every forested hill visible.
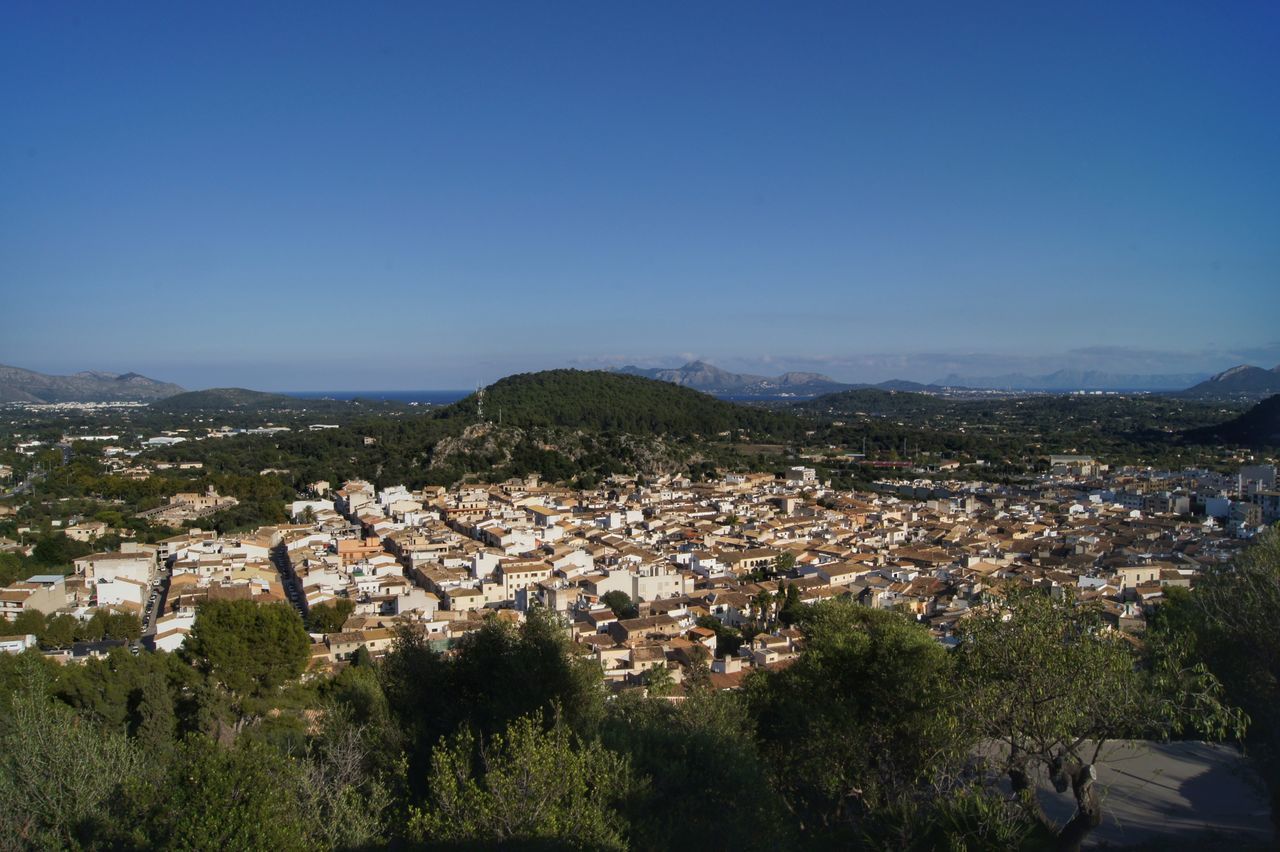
[801,388,952,418]
[152,388,403,415]
[132,371,813,500]
[804,386,1240,432]
[151,388,296,411]
[1183,394,1280,448]
[438,370,805,437]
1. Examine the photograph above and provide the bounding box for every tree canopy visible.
[184,600,310,700]
[305,598,355,634]
[411,711,631,850]
[745,602,968,843]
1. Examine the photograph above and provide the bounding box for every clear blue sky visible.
[2,2,1278,389]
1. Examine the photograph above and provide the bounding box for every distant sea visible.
[286,390,471,405]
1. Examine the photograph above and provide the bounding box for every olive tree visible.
[955,586,1244,852]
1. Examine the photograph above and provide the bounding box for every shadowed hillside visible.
[438,370,805,438]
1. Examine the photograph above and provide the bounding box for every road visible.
[141,560,172,646]
[270,544,306,616]
[1,469,44,499]
[986,740,1273,848]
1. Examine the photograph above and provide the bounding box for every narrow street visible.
[270,544,305,617]
[140,559,172,648]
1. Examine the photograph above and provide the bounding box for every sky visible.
[2,2,1278,390]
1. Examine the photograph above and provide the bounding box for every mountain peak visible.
[1210,364,1256,382]
[1179,364,1280,400]
[0,364,184,403]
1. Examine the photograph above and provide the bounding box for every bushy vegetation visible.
[0,532,97,586]
[1150,523,1280,821]
[10,607,140,647]
[3,533,1274,852]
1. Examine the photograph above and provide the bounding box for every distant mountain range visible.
[0,364,184,403]
[8,359,1277,406]
[618,360,1258,398]
[615,361,851,396]
[935,369,1208,392]
[614,361,942,398]
[1172,364,1280,401]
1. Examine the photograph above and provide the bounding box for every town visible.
[5,449,1276,683]
[4,404,1277,846]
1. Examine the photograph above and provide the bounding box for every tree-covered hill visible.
[151,388,401,416]
[804,387,1240,435]
[126,372,814,506]
[151,388,299,411]
[438,370,805,438]
[801,388,953,418]
[1184,394,1280,448]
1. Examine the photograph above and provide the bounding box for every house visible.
[153,611,196,652]
[74,551,152,588]
[95,575,147,610]
[0,575,68,621]
[0,634,37,654]
[336,537,384,565]
[720,548,781,577]
[326,628,396,661]
[785,467,818,487]
[443,587,484,612]
[65,520,108,542]
[608,615,681,645]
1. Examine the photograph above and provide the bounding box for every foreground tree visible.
[185,599,309,700]
[0,663,143,850]
[745,601,969,844]
[296,705,395,850]
[1153,523,1280,824]
[116,737,312,851]
[955,586,1245,852]
[381,606,605,799]
[411,711,631,850]
[602,689,786,851]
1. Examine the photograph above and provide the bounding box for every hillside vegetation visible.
[1184,394,1280,448]
[794,388,1251,473]
[151,388,296,411]
[152,388,403,416]
[439,370,804,438]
